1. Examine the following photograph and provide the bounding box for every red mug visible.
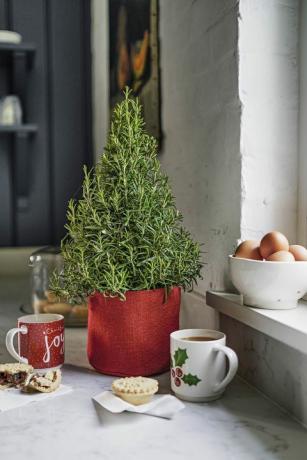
[6,314,65,371]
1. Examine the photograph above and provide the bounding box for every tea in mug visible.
[182,336,215,342]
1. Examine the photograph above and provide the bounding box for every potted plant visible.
[52,89,202,376]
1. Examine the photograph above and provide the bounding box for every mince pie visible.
[112,376,158,405]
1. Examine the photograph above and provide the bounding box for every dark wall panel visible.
[0,138,13,245]
[49,0,92,243]
[0,0,13,245]
[0,1,8,28]
[0,0,92,247]
[11,0,51,246]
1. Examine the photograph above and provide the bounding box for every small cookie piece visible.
[0,363,34,389]
[112,377,158,406]
[22,369,61,393]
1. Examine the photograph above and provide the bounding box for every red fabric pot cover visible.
[87,287,180,376]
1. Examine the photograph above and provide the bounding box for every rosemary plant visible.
[52,89,202,302]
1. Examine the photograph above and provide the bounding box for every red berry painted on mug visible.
[176,367,183,377]
[171,368,175,378]
[175,377,181,387]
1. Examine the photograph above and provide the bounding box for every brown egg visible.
[260,231,289,259]
[266,251,295,262]
[289,245,307,261]
[234,240,262,260]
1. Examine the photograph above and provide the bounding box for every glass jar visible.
[0,95,22,125]
[29,246,88,327]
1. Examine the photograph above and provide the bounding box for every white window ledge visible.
[206,291,307,354]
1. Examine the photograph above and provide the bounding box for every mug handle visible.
[6,326,28,364]
[212,344,238,393]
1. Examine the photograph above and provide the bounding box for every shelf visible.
[0,42,36,67]
[0,124,38,135]
[0,42,36,53]
[206,291,307,354]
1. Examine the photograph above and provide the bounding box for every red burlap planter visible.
[87,287,180,376]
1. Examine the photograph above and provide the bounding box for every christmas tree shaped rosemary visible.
[52,89,202,302]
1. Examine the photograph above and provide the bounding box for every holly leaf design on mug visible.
[174,348,188,367]
[182,373,201,386]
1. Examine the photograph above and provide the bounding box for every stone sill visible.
[206,291,307,354]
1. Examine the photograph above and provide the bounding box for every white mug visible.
[170,329,238,402]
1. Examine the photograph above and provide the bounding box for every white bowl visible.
[229,255,307,309]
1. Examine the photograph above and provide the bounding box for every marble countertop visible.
[2,366,307,460]
[1,276,307,460]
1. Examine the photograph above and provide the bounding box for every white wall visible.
[298,0,307,244]
[239,0,299,243]
[159,0,241,327]
[159,1,241,291]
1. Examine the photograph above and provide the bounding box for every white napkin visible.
[0,385,72,412]
[93,391,185,419]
